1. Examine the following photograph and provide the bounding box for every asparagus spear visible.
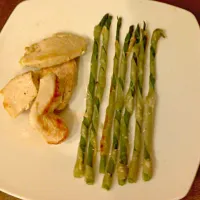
[117,25,140,185]
[143,29,165,181]
[73,14,109,178]
[128,23,148,183]
[102,25,134,190]
[99,17,122,174]
[85,15,113,184]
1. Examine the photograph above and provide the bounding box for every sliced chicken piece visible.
[0,71,39,118]
[37,113,68,144]
[38,60,78,110]
[33,73,63,114]
[30,73,68,144]
[20,32,87,69]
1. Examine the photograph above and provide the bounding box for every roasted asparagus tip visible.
[99,13,109,27]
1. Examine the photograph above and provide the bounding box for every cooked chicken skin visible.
[30,73,68,144]
[20,33,87,69]
[0,71,39,118]
[38,60,77,110]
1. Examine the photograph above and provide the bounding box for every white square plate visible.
[0,0,200,200]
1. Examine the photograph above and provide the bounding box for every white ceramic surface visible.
[0,0,200,200]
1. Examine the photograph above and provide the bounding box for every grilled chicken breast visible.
[38,60,77,110]
[30,73,68,144]
[1,60,77,118]
[20,33,87,69]
[0,71,39,118]
[36,113,68,144]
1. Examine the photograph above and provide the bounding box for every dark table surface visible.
[0,0,199,200]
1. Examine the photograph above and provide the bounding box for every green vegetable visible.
[85,15,113,184]
[128,23,148,183]
[117,25,140,185]
[102,25,134,190]
[99,17,122,174]
[73,14,109,178]
[142,29,165,181]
